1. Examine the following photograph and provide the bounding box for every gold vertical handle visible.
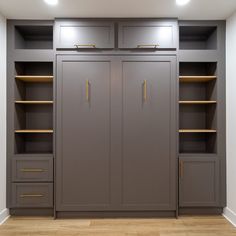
[143,80,147,101]
[86,80,89,101]
[179,160,184,179]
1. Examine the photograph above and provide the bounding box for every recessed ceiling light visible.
[176,0,190,6]
[44,0,58,5]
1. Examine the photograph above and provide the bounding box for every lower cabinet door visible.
[179,157,220,207]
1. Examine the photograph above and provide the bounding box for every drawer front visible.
[12,183,53,208]
[12,157,53,182]
[118,20,178,49]
[55,20,115,49]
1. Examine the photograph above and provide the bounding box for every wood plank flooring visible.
[0,216,236,236]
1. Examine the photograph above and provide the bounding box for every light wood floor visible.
[0,216,236,236]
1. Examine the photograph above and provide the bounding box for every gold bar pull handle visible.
[75,44,96,48]
[86,80,90,101]
[20,169,45,173]
[143,80,147,102]
[179,160,184,179]
[20,194,44,198]
[137,44,159,48]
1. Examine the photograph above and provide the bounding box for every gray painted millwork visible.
[7,20,54,210]
[178,21,226,208]
[6,18,226,217]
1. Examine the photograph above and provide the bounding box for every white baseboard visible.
[223,207,236,227]
[0,208,9,225]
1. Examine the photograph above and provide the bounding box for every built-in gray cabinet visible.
[7,18,226,217]
[179,157,220,207]
[55,20,115,49]
[118,20,178,49]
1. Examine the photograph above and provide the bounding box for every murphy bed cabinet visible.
[7,19,226,218]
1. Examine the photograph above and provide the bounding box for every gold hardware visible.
[20,194,44,198]
[143,80,147,101]
[137,44,159,48]
[179,160,184,178]
[20,168,45,172]
[75,44,96,48]
[86,80,90,101]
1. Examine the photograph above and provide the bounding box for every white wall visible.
[224,10,236,227]
[0,11,8,224]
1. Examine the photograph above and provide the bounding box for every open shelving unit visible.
[179,62,217,154]
[14,62,54,154]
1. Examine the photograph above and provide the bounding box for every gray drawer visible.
[118,20,178,49]
[12,183,53,208]
[55,19,115,49]
[12,157,53,182]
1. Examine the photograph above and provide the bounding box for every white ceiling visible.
[0,0,235,20]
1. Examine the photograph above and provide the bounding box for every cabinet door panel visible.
[56,56,112,211]
[118,20,178,49]
[120,56,176,210]
[55,20,115,49]
[179,157,220,207]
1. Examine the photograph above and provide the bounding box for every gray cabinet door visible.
[56,56,113,211]
[118,20,178,49]
[55,20,115,49]
[119,56,177,210]
[179,157,220,207]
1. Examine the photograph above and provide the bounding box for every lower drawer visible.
[12,183,53,208]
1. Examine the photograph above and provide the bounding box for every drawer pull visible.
[20,168,45,172]
[20,194,44,198]
[75,44,96,48]
[137,44,159,48]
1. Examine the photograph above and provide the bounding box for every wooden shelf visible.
[15,101,53,104]
[179,101,217,104]
[179,76,217,83]
[15,75,53,83]
[179,129,217,133]
[15,130,53,134]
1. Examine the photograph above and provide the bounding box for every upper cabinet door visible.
[118,20,178,49]
[55,20,115,49]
